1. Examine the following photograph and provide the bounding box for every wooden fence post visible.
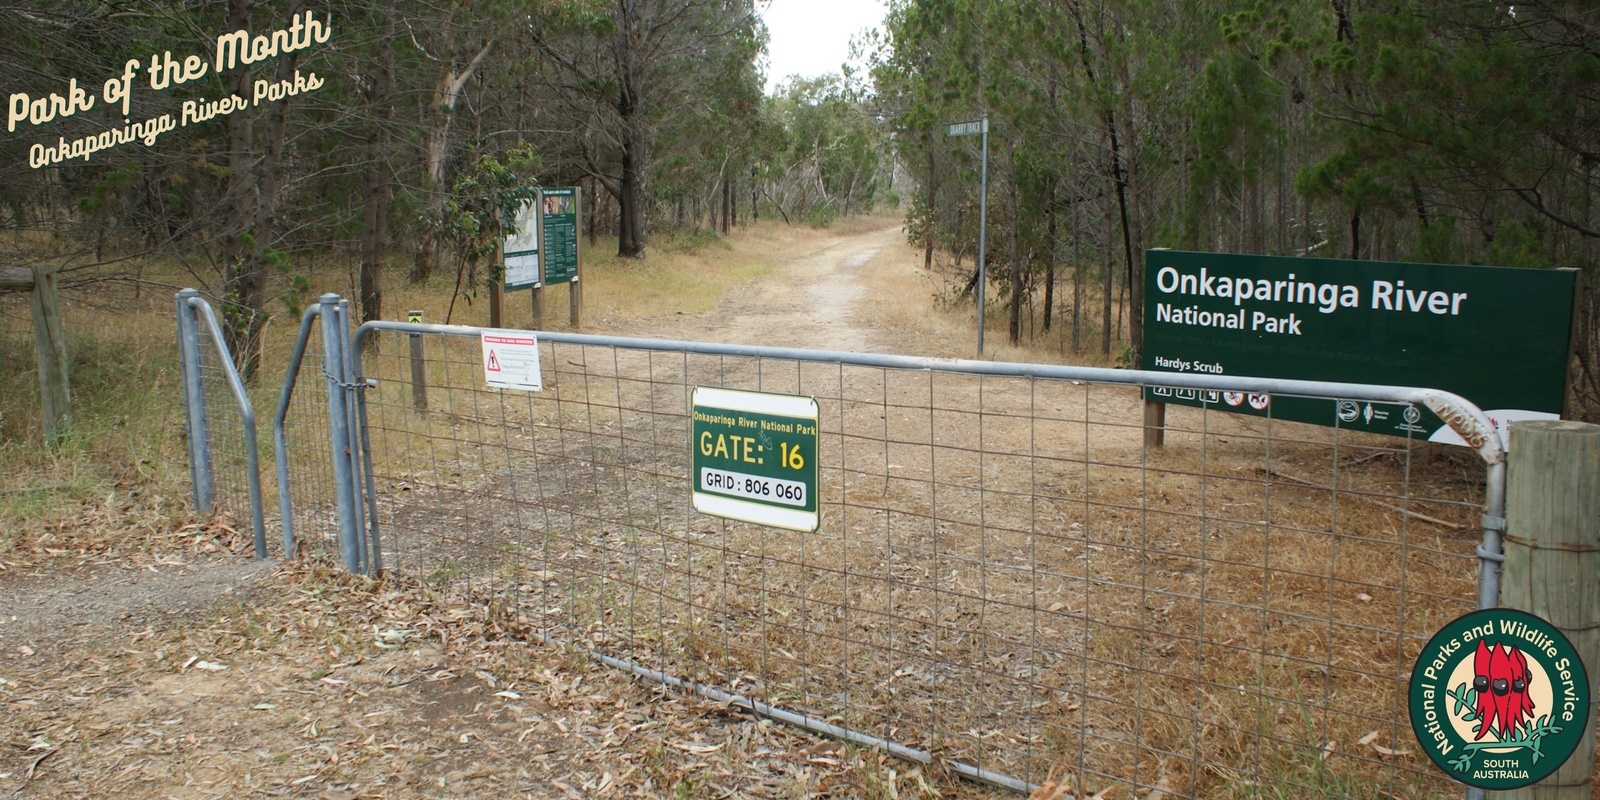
[1143,399,1165,449]
[1501,420,1600,800]
[407,310,427,412]
[3,265,70,441]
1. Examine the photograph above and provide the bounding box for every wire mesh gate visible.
[269,295,1508,798]
[173,289,266,555]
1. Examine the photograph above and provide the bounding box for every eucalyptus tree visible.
[525,0,763,258]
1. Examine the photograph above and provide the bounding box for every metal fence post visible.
[175,288,213,513]
[319,294,361,572]
[337,299,369,574]
[408,310,428,411]
[1500,420,1600,800]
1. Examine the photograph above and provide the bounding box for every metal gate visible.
[263,293,1508,798]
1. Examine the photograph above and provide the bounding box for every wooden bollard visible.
[1501,420,1600,799]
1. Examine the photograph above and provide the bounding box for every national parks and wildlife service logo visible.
[1409,608,1590,790]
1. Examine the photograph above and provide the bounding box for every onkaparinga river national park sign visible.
[1409,608,1590,790]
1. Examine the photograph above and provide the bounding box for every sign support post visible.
[945,115,990,354]
[570,186,583,329]
[489,243,504,328]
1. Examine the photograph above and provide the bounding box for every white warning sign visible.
[481,330,543,391]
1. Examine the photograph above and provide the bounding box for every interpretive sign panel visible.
[503,200,540,290]
[540,187,579,286]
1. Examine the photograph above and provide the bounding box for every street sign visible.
[1141,250,1578,445]
[481,330,542,391]
[944,119,986,137]
[503,198,540,290]
[691,387,819,532]
[540,186,579,286]
[944,115,991,353]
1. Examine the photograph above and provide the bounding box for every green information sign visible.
[1141,250,1577,445]
[540,186,579,286]
[1409,608,1590,790]
[691,386,819,532]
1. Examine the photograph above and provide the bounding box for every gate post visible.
[175,288,214,513]
[319,294,362,573]
[1500,420,1600,799]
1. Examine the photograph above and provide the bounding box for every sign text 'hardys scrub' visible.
[1141,250,1577,446]
[1409,609,1590,790]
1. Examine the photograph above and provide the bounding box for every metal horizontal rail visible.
[352,320,1504,466]
[183,295,267,557]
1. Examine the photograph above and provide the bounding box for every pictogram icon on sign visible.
[486,350,501,372]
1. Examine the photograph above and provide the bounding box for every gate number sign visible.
[691,387,819,532]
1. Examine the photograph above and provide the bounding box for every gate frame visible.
[335,315,1509,796]
[174,288,267,557]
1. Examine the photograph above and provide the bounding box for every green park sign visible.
[691,387,819,532]
[540,186,579,286]
[1141,250,1577,445]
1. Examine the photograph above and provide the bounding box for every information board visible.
[691,387,819,532]
[1141,250,1577,445]
[503,200,540,290]
[540,186,579,286]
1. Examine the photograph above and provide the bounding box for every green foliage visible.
[435,144,540,288]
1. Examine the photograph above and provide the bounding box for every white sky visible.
[761,0,889,94]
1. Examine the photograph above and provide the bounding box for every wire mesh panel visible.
[190,304,256,523]
[274,307,343,559]
[348,325,1494,798]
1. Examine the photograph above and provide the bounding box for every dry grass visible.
[854,242,1129,369]
[372,222,852,334]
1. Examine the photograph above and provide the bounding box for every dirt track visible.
[648,224,900,352]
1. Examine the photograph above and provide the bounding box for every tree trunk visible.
[1102,197,1113,357]
[1107,108,1139,362]
[220,0,264,380]
[359,0,395,326]
[1072,198,1082,352]
[588,176,600,246]
[1008,172,1023,345]
[617,116,647,258]
[1120,109,1145,362]
[1043,185,1056,333]
[414,40,494,282]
